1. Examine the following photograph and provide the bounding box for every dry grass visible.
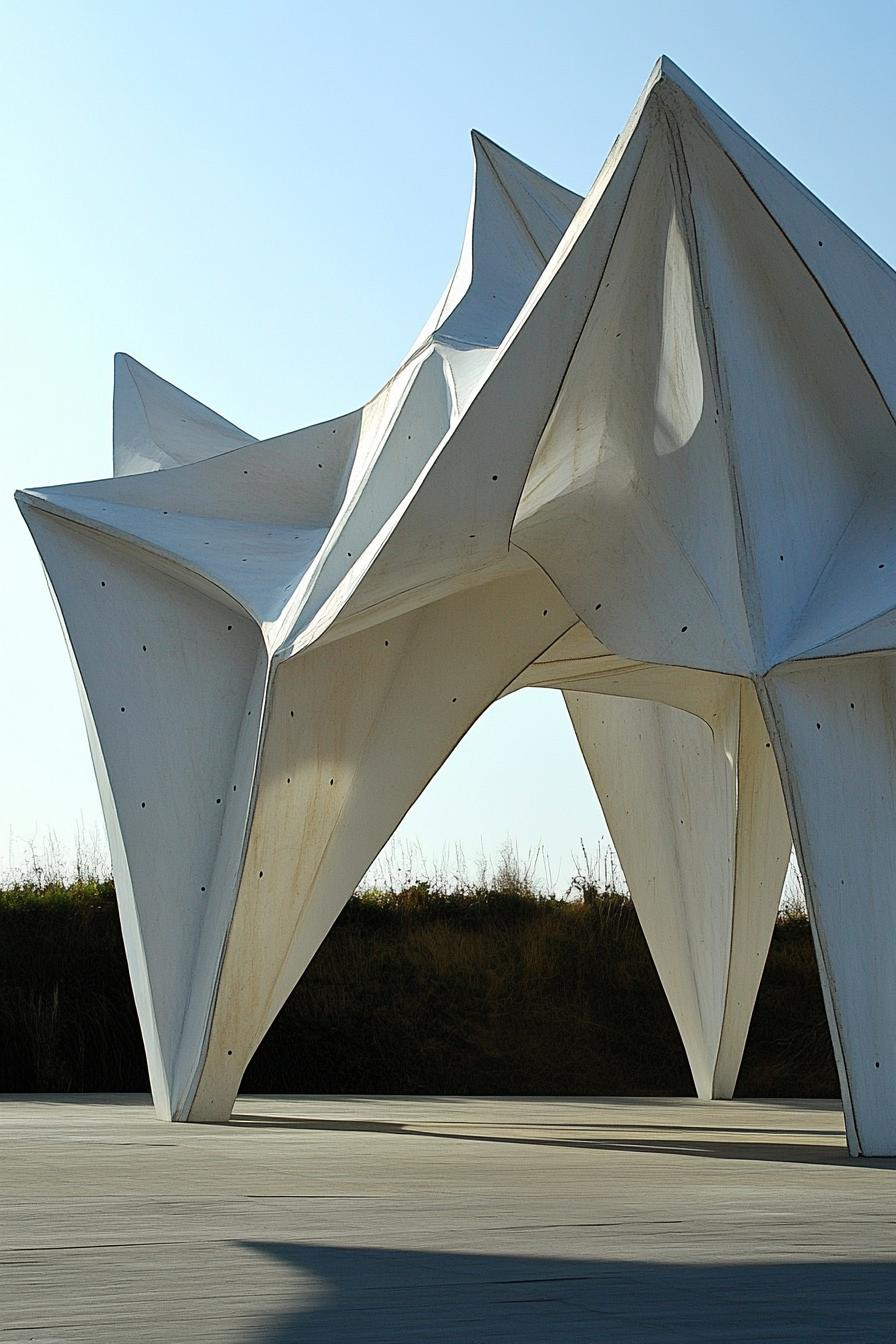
[0,853,837,1098]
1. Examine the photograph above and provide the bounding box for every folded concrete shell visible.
[17,58,896,1155]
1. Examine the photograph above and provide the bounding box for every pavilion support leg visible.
[762,656,896,1156]
[566,677,790,1100]
[182,572,575,1122]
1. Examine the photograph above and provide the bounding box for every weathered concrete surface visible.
[2,1095,896,1341]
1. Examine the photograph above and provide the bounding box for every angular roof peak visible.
[113,353,256,476]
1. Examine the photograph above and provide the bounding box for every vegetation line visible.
[0,845,835,1098]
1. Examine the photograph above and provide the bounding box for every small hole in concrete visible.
[680,626,688,633]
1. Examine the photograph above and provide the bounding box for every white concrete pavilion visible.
[17,58,896,1156]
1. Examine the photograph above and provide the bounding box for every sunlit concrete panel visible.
[763,656,896,1157]
[566,677,789,1100]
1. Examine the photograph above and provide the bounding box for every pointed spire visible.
[432,132,582,352]
[114,353,256,476]
[470,130,582,261]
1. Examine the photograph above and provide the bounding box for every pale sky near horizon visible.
[2,0,895,888]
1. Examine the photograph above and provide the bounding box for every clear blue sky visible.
[3,0,894,885]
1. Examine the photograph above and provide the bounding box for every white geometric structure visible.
[16,58,896,1155]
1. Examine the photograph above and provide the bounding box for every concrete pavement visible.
[2,1095,896,1341]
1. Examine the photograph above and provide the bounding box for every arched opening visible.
[240,674,830,1110]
